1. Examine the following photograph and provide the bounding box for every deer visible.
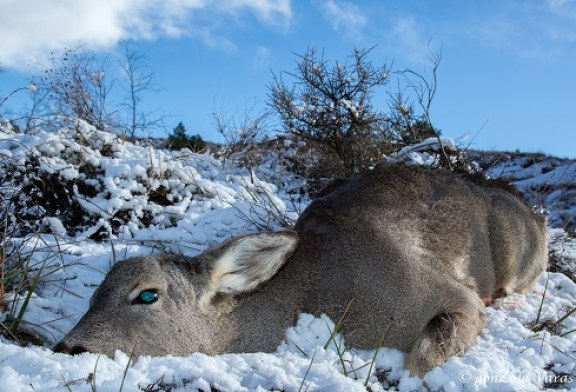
[54,164,548,377]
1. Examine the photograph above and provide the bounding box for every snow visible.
[1,122,576,391]
[387,137,459,167]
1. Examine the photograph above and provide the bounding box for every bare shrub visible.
[119,43,164,141]
[31,48,117,132]
[268,46,463,183]
[213,106,275,171]
[269,47,392,177]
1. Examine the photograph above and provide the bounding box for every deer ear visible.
[208,231,299,296]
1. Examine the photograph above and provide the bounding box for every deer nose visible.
[53,342,89,355]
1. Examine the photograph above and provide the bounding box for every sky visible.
[0,0,575,158]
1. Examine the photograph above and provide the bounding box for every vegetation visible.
[269,47,392,177]
[1,45,455,180]
[0,46,163,140]
[168,122,206,152]
[31,48,117,132]
[269,47,446,178]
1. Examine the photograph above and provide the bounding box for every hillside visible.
[0,122,575,392]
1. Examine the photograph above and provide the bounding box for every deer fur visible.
[54,165,548,376]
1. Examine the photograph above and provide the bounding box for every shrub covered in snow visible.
[269,47,451,180]
[0,121,299,241]
[385,137,480,173]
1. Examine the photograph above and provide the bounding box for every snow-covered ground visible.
[1,123,575,391]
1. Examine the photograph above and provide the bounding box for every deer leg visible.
[405,289,486,377]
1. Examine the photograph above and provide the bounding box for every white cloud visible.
[461,3,576,61]
[318,0,367,38]
[0,0,292,70]
[544,0,576,43]
[386,16,432,64]
[546,0,576,13]
[253,46,272,70]
[222,0,292,27]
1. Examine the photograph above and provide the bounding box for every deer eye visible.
[133,289,159,305]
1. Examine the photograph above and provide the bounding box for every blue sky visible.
[1,0,575,158]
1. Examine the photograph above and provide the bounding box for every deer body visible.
[55,165,548,376]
